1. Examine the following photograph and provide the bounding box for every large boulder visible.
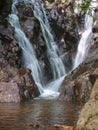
[59,71,93,103]
[0,64,40,102]
[0,64,40,103]
[76,78,98,130]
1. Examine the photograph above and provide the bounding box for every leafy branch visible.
[77,0,95,15]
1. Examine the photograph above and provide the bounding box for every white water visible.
[74,0,97,69]
[9,0,66,98]
[39,76,65,99]
[31,0,66,79]
[74,14,93,68]
[9,0,44,93]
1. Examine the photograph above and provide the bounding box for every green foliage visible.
[77,0,95,15]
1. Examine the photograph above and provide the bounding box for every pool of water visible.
[0,99,82,130]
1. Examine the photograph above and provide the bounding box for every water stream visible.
[9,0,66,99]
[9,0,44,93]
[31,0,66,79]
[73,14,93,69]
[73,0,97,69]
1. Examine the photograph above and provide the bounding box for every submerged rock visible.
[54,124,74,130]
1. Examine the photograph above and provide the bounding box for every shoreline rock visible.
[76,78,98,130]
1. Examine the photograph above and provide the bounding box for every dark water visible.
[0,99,82,130]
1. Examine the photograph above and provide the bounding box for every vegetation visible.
[77,0,95,15]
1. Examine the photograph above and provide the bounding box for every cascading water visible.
[9,0,66,99]
[74,14,93,68]
[73,0,97,69]
[29,0,66,98]
[9,0,44,93]
[31,0,66,79]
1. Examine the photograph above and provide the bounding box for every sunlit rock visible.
[76,78,98,130]
[54,124,74,130]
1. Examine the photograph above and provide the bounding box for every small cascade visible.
[40,76,65,99]
[9,0,44,93]
[73,0,97,69]
[31,0,66,79]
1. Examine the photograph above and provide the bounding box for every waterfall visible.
[74,14,93,68]
[9,0,66,99]
[9,0,44,93]
[31,0,66,79]
[73,0,97,69]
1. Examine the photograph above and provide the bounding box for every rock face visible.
[0,1,40,102]
[0,82,20,102]
[76,78,98,130]
[59,43,98,103]
[0,64,40,102]
[59,8,98,103]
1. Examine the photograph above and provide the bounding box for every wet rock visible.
[0,82,20,102]
[0,59,40,102]
[22,18,35,39]
[59,68,93,102]
[19,68,40,99]
[0,24,21,68]
[59,81,75,101]
[6,66,40,101]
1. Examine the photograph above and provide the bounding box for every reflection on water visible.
[0,99,82,130]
